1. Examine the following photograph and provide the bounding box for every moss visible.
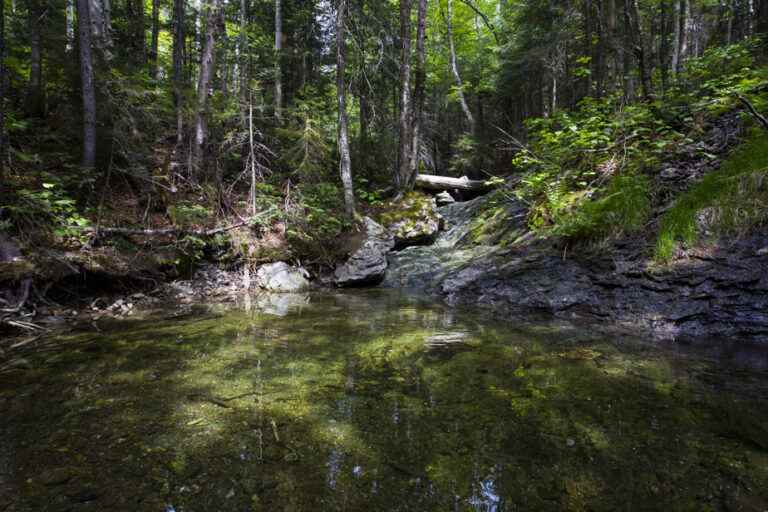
[378,191,435,228]
[656,130,768,261]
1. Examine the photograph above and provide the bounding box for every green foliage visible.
[655,131,768,261]
[167,202,212,228]
[448,134,479,177]
[2,178,91,240]
[285,183,352,266]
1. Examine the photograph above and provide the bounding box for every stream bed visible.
[1,290,767,511]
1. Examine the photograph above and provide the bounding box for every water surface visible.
[1,290,767,511]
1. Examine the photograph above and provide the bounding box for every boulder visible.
[254,262,310,292]
[435,191,456,206]
[334,217,395,286]
[383,194,443,249]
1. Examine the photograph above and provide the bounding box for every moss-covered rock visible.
[379,192,443,249]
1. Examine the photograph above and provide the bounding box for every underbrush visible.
[511,38,768,247]
[655,131,768,261]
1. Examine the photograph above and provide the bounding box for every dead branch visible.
[737,94,768,131]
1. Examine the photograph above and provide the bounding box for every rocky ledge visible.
[381,195,768,342]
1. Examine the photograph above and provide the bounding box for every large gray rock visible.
[254,262,310,292]
[334,218,395,286]
[385,195,443,249]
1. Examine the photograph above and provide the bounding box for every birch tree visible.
[336,0,355,217]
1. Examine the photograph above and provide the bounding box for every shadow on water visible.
[1,289,767,511]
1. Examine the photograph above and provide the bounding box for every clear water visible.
[1,290,767,511]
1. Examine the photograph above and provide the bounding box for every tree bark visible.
[625,0,653,101]
[446,0,475,133]
[27,0,45,117]
[274,0,283,123]
[193,0,223,176]
[127,0,146,68]
[397,0,413,190]
[239,0,248,101]
[408,0,428,189]
[758,0,768,35]
[173,0,185,147]
[0,0,5,185]
[77,0,97,169]
[671,0,681,73]
[150,0,160,78]
[336,0,355,217]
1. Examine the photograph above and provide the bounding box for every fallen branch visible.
[737,94,768,131]
[80,208,276,239]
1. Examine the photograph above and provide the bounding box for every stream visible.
[1,290,767,510]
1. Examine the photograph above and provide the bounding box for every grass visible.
[655,129,768,261]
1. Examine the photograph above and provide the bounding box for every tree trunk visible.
[274,0,283,123]
[127,0,146,68]
[336,0,355,217]
[239,0,248,101]
[408,0,428,189]
[758,0,768,34]
[88,0,112,58]
[150,0,160,78]
[446,0,475,133]
[173,0,185,147]
[0,0,5,185]
[626,0,653,101]
[193,0,222,176]
[397,0,413,190]
[77,0,97,169]
[27,0,45,117]
[671,0,681,73]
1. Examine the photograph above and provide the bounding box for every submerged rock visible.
[254,262,310,292]
[334,218,395,287]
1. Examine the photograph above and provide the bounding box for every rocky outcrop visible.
[334,218,395,286]
[381,191,768,342]
[441,237,768,341]
[254,262,310,292]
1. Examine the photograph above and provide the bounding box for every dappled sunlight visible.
[1,290,767,510]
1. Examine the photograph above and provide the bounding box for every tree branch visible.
[737,94,768,131]
[457,0,499,44]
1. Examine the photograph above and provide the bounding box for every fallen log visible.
[415,174,494,192]
[79,208,276,238]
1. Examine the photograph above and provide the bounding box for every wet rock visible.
[334,218,395,287]
[254,262,310,293]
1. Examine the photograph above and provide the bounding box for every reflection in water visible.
[1,289,768,511]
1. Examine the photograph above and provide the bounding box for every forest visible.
[1,0,768,509]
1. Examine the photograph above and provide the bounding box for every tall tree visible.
[397,0,412,189]
[193,0,223,174]
[77,0,97,168]
[446,0,475,134]
[27,0,45,117]
[127,0,147,68]
[409,0,428,188]
[336,0,355,216]
[0,0,5,184]
[274,0,283,123]
[625,0,653,100]
[150,0,160,78]
[173,0,185,146]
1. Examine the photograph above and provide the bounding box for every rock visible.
[334,218,395,287]
[254,262,310,293]
[435,191,456,206]
[757,247,768,256]
[383,194,443,249]
[660,167,680,180]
